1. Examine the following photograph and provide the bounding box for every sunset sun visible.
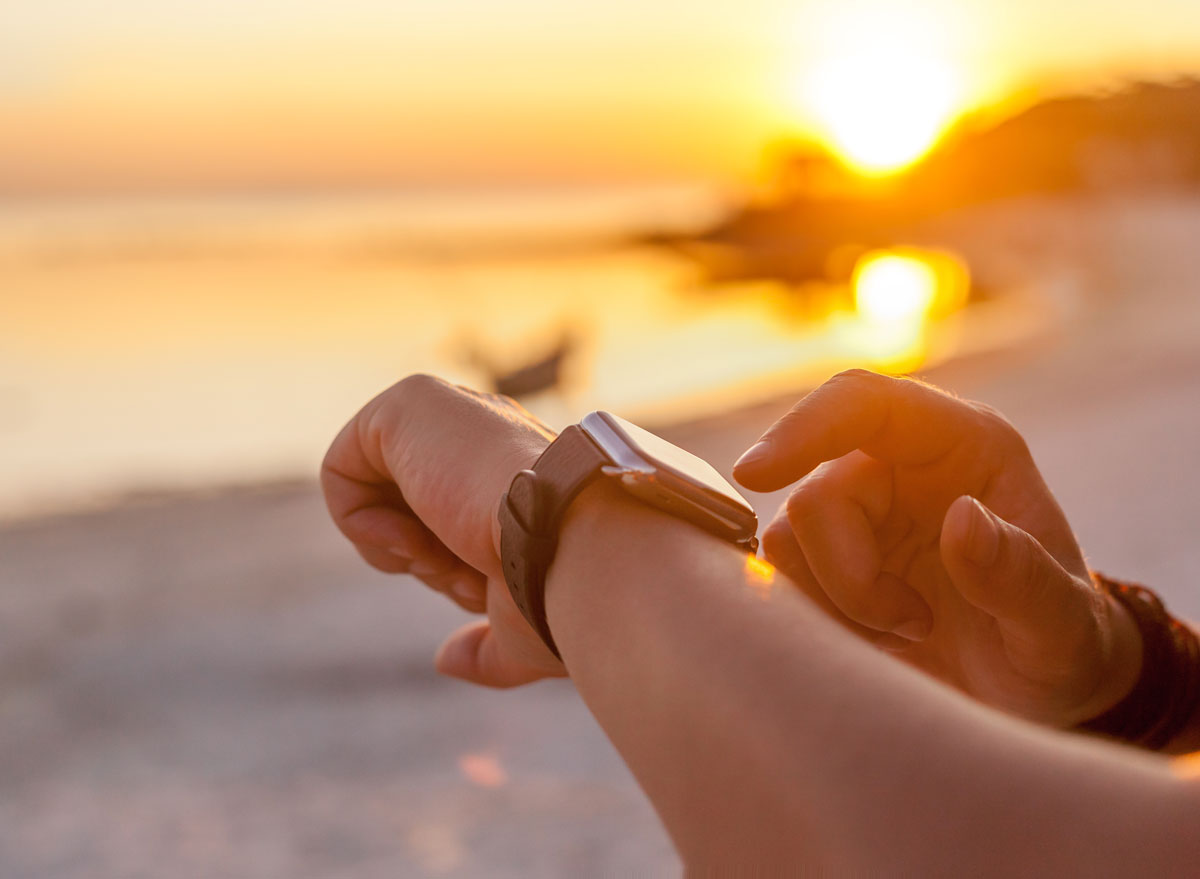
[796,5,965,175]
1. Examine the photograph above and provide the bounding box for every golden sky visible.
[4,0,1200,193]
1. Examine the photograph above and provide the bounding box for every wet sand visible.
[3,197,1200,877]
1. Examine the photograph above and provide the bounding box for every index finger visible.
[732,370,986,492]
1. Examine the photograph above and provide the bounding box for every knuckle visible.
[831,367,878,384]
[971,403,1030,455]
[394,372,445,398]
[785,482,820,523]
[786,499,835,555]
[891,374,942,407]
[761,517,796,553]
[816,368,885,405]
[785,464,844,525]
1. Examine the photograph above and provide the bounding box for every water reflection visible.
[0,198,992,518]
[836,247,970,373]
[854,252,938,321]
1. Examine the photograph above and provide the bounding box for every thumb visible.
[434,620,559,688]
[940,496,1099,648]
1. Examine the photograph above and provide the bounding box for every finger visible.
[355,543,418,575]
[341,505,462,575]
[321,374,553,576]
[354,542,488,612]
[761,515,876,641]
[321,410,406,537]
[733,369,995,492]
[940,496,1101,651]
[787,453,933,640]
[422,568,489,613]
[434,620,563,688]
[320,377,487,575]
[322,410,453,565]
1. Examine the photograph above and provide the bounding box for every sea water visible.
[0,187,972,518]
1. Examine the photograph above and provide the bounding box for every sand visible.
[2,196,1200,877]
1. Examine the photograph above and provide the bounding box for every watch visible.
[498,410,759,659]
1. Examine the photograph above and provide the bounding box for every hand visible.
[320,374,564,687]
[733,369,1141,727]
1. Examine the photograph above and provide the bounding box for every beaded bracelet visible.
[1076,574,1200,750]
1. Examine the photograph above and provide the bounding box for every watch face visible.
[580,411,757,533]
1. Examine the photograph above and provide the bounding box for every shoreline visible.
[4,195,1200,876]
[0,270,1063,530]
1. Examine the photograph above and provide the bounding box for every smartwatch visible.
[498,411,759,658]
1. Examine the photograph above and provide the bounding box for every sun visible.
[796,5,965,176]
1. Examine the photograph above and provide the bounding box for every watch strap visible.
[498,425,611,658]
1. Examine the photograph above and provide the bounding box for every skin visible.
[321,373,1200,872]
[321,375,563,686]
[732,369,1145,728]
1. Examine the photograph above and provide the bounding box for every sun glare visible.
[854,253,938,322]
[798,5,965,175]
[837,247,968,373]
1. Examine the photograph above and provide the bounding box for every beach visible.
[3,196,1200,877]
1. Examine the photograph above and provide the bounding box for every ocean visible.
[0,187,1000,518]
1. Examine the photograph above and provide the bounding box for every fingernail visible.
[892,618,932,642]
[734,441,771,471]
[964,497,1000,566]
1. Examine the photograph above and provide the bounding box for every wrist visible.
[543,479,660,603]
[1083,589,1144,721]
[489,441,552,561]
[1077,576,1200,750]
[544,477,757,664]
[494,412,758,661]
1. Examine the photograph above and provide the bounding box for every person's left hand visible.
[321,374,564,687]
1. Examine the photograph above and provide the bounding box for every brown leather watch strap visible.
[497,425,611,658]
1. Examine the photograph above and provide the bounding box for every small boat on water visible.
[468,332,576,399]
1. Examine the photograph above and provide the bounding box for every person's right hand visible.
[734,370,1142,727]
[321,374,565,688]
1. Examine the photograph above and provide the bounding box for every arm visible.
[323,376,1200,873]
[546,482,1200,872]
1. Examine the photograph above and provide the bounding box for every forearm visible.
[546,484,1200,872]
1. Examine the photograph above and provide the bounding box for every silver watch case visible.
[581,411,759,551]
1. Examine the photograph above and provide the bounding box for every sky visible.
[4,0,1200,193]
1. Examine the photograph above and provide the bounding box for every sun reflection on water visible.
[828,247,970,374]
[854,253,938,322]
[0,195,982,517]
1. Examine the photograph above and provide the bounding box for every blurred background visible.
[3,0,1200,875]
